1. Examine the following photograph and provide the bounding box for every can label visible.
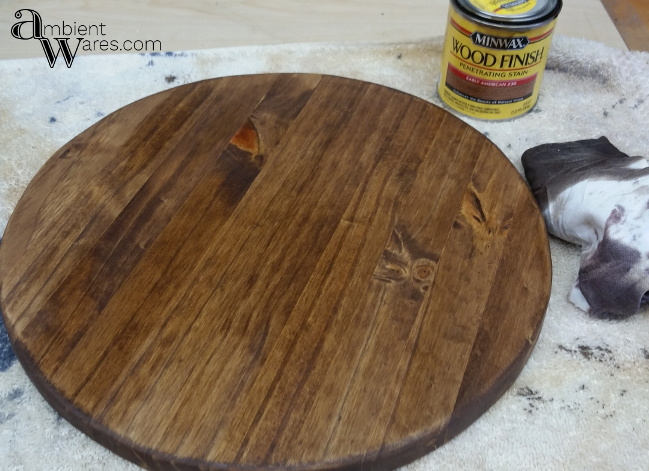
[468,0,537,15]
[438,5,557,119]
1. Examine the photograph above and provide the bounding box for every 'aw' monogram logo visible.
[11,9,81,68]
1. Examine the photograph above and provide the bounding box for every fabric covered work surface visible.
[1,36,648,470]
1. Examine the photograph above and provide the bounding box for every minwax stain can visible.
[438,0,562,120]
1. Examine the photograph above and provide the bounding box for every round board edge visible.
[0,72,553,471]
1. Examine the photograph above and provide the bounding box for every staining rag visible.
[522,136,649,319]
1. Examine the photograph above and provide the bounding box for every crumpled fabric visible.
[522,136,649,319]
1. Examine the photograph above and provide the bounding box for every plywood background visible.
[0,0,628,61]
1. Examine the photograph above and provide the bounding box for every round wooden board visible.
[0,74,551,471]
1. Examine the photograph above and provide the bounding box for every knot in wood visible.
[412,259,435,283]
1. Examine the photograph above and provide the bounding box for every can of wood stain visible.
[438,0,562,120]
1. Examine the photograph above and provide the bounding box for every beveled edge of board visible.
[7,298,551,471]
[0,73,553,471]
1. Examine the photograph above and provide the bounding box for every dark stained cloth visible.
[522,137,649,319]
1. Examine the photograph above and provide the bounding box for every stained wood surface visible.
[600,0,649,52]
[0,74,551,471]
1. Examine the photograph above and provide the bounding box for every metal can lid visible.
[454,0,561,26]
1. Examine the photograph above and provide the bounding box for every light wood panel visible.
[0,74,552,471]
[0,0,627,61]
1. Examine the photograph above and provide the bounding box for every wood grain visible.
[0,0,627,60]
[0,74,551,471]
[600,0,649,52]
